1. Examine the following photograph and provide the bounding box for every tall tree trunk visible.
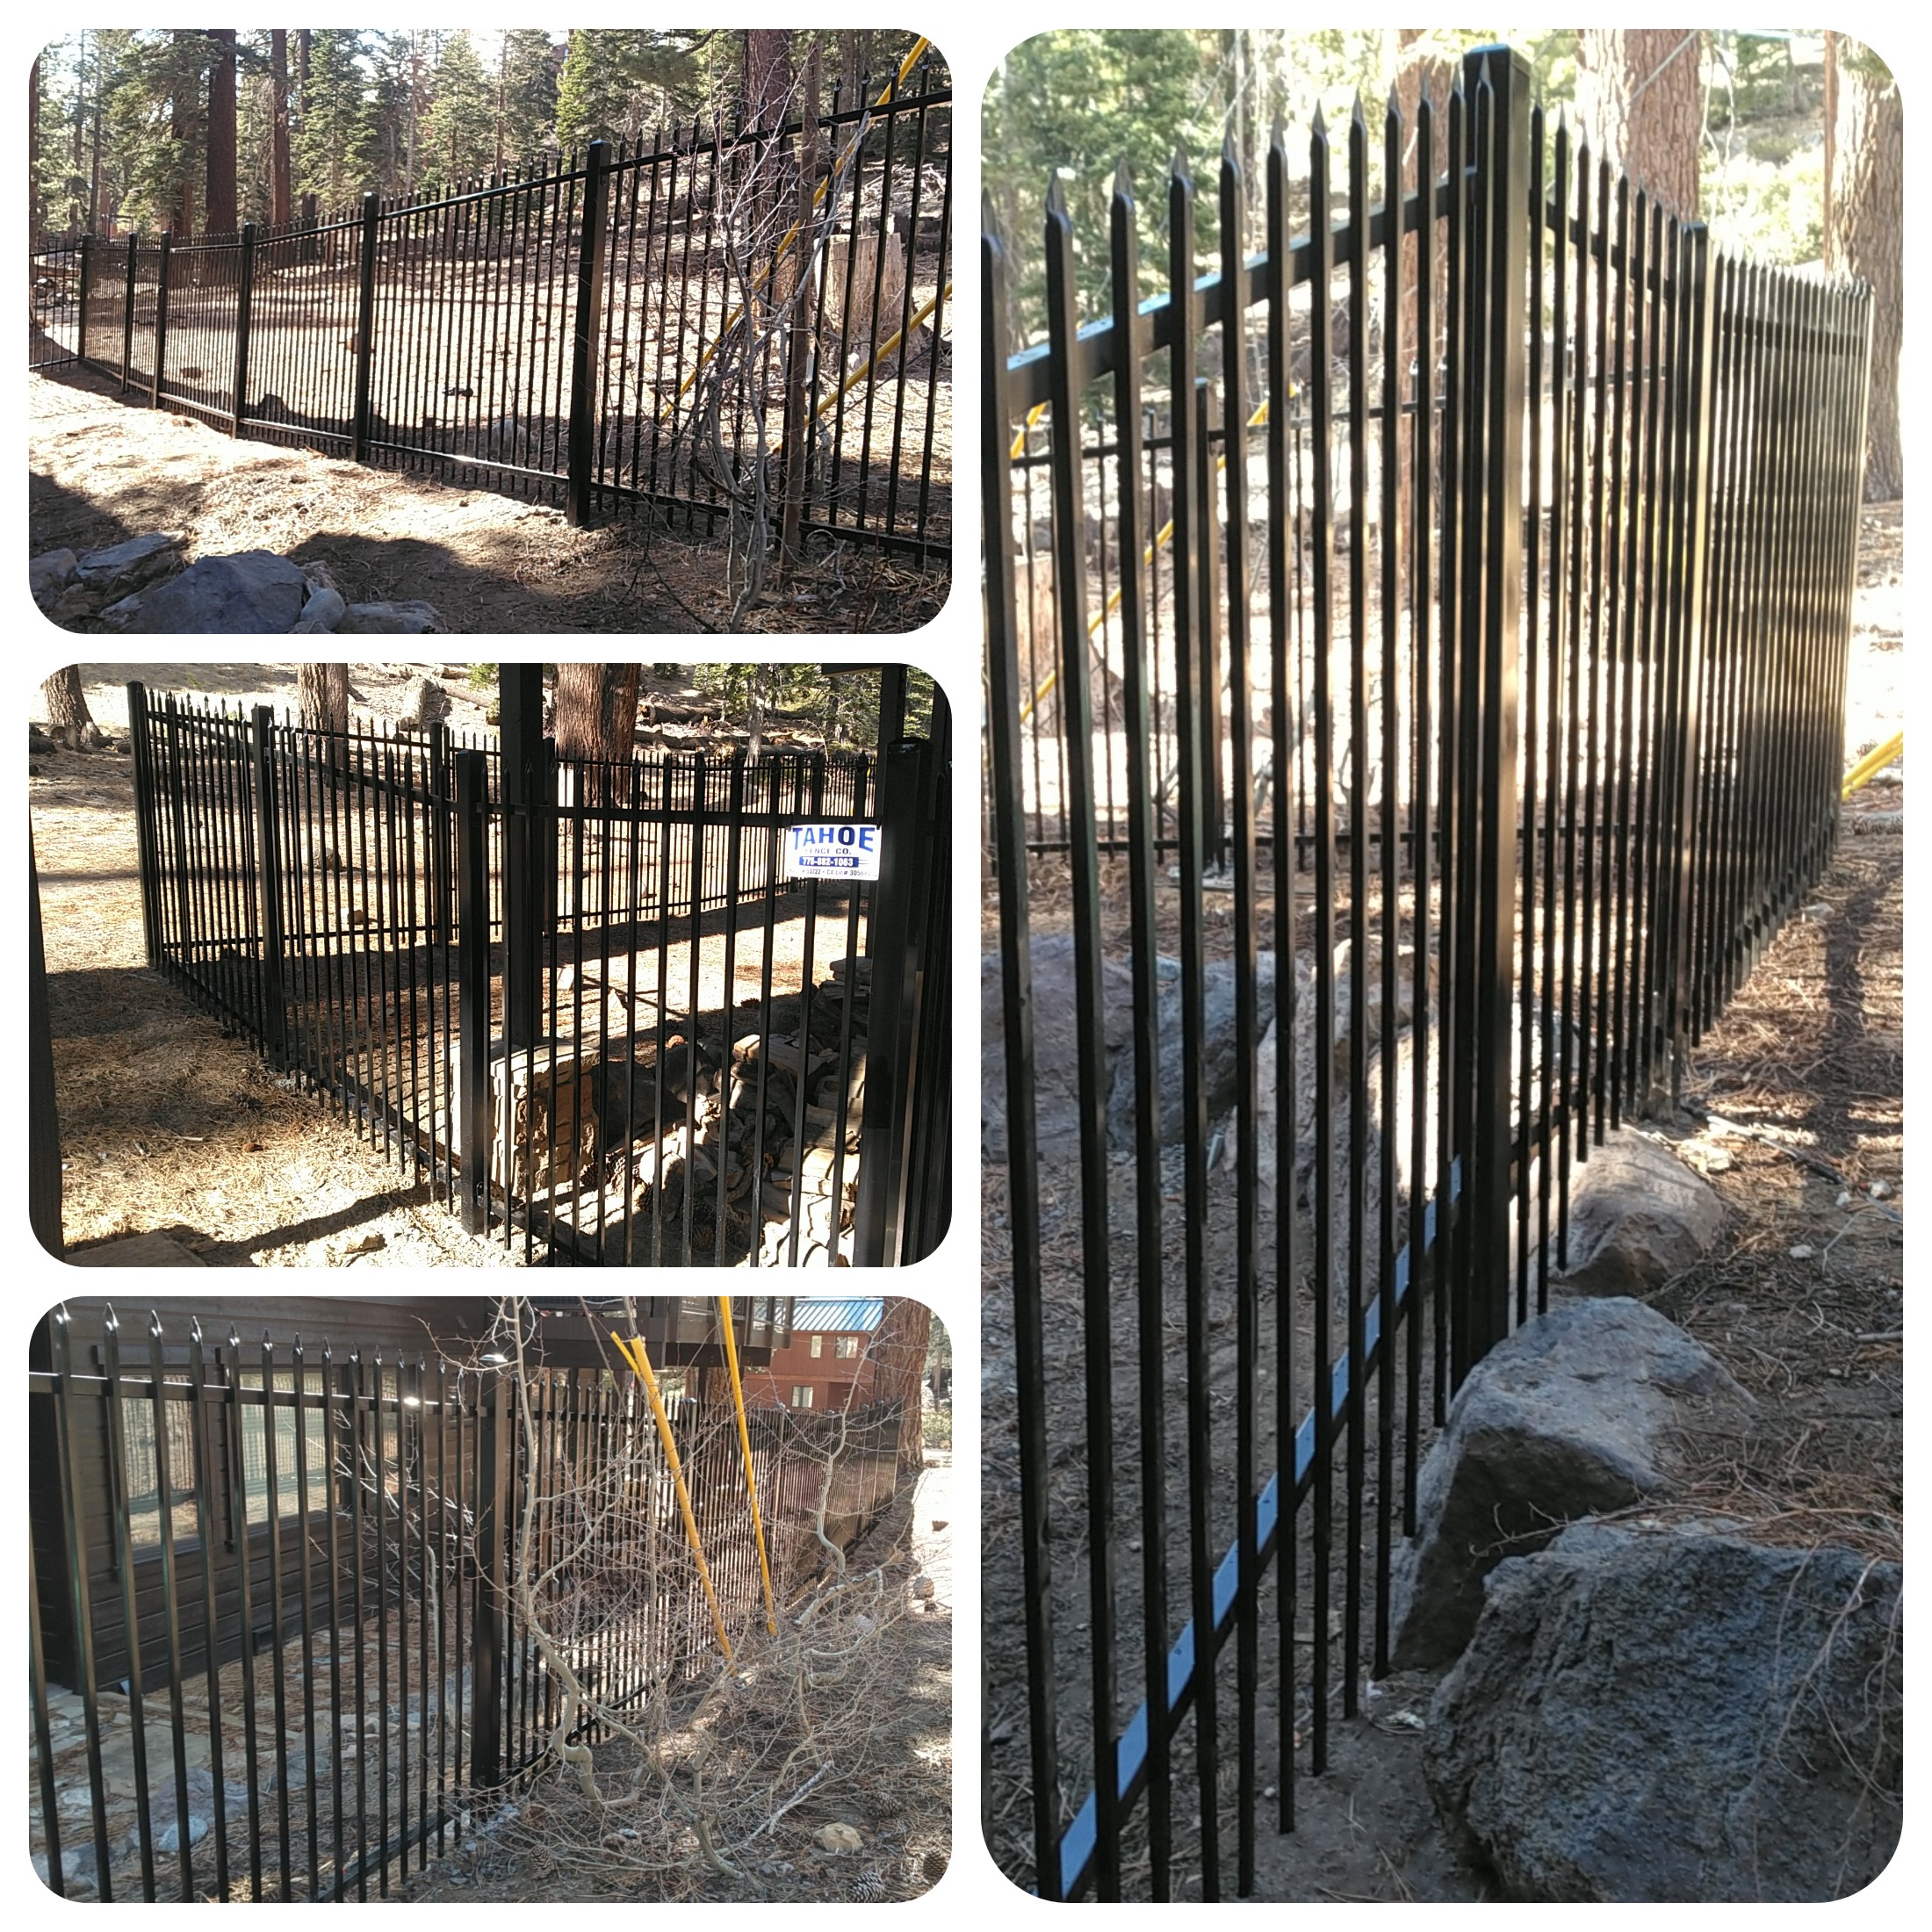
[28,54,39,242]
[1825,34,1902,501]
[553,664,640,765]
[868,1298,933,1472]
[1575,28,1702,220]
[206,29,238,235]
[40,668,97,746]
[270,30,292,227]
[298,663,350,732]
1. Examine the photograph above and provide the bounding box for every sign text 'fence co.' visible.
[782,820,883,880]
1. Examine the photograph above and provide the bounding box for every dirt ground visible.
[980,501,1905,1900]
[28,365,949,635]
[30,663,871,1268]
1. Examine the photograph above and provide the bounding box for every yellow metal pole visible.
[662,37,933,422]
[813,281,949,422]
[609,1330,732,1660]
[716,1296,777,1634]
[1842,730,1904,798]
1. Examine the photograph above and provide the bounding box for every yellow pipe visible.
[716,1296,777,1635]
[610,1330,732,1660]
[1842,730,1903,798]
[662,37,932,422]
[1014,392,1280,724]
[815,281,949,421]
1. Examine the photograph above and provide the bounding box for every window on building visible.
[809,1334,824,1359]
[119,1393,202,1550]
[238,1368,335,1530]
[833,1336,861,1359]
[789,1385,816,1409]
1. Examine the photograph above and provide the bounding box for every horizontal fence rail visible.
[32,55,951,565]
[29,1302,903,1901]
[126,676,948,1266]
[982,43,1872,1901]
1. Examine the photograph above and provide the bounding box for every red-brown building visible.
[739,1296,885,1411]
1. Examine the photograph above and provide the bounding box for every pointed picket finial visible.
[981,185,1003,244]
[1351,91,1368,133]
[1312,103,1328,139]
[1271,109,1288,155]
[1222,129,1241,171]
[1113,156,1135,203]
[1044,170,1069,221]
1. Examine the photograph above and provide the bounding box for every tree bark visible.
[552,663,641,765]
[206,29,238,235]
[1575,28,1702,220]
[270,30,292,228]
[298,663,350,732]
[40,667,97,746]
[868,1297,933,1471]
[1825,34,1902,501]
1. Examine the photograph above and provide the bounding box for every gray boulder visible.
[74,530,184,590]
[30,548,77,603]
[1388,1298,1745,1669]
[33,1842,100,1894]
[1107,953,1277,1149]
[1549,1129,1724,1295]
[1424,1521,1902,1901]
[98,592,145,631]
[126,550,308,634]
[338,599,444,634]
[982,936,1135,1161]
[292,585,347,634]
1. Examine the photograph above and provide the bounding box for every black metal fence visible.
[29,1300,902,1901]
[983,44,1872,1900]
[32,49,950,563]
[126,670,950,1266]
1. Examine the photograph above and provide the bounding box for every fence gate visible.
[127,672,949,1266]
[983,42,1872,1900]
[29,1299,904,1901]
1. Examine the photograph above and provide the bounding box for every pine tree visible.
[555,29,708,150]
[497,30,559,169]
[294,27,370,218]
[423,30,496,189]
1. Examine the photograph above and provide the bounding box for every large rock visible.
[1107,952,1279,1149]
[126,550,308,634]
[981,936,1135,1161]
[30,548,77,603]
[338,599,444,634]
[292,584,347,634]
[1424,1522,1902,1901]
[74,530,184,590]
[1549,1128,1724,1295]
[1388,1298,1745,1669]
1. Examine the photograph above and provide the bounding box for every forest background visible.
[29,28,916,240]
[984,26,1901,499]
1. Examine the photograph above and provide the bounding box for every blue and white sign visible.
[782,820,883,882]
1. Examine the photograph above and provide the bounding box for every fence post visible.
[456,748,492,1235]
[250,704,288,1069]
[499,666,547,1054]
[350,192,379,464]
[1663,222,1719,1104]
[120,233,138,393]
[125,681,162,969]
[75,234,92,365]
[1460,43,1530,1374]
[428,719,451,946]
[30,834,63,1258]
[469,1366,508,1787]
[853,734,934,1265]
[231,221,256,438]
[566,141,612,526]
[149,232,171,407]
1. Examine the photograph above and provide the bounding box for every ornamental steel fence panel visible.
[126,675,948,1267]
[29,49,949,564]
[29,1301,898,1900]
[982,41,1871,1900]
